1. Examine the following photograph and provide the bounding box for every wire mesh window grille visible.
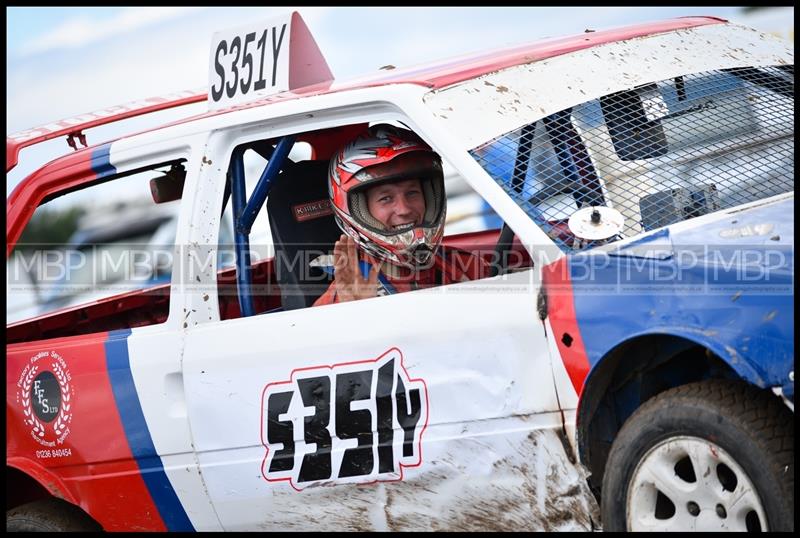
[470,65,794,251]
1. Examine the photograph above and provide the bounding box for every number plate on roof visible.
[207,11,333,111]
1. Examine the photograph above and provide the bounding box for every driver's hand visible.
[333,234,380,303]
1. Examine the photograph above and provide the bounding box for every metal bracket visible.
[66,131,88,151]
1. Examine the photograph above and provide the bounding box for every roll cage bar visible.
[230,135,296,317]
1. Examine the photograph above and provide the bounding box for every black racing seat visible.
[266,160,341,310]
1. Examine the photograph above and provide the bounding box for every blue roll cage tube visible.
[231,135,296,317]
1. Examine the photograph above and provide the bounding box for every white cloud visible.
[19,7,205,56]
[7,8,340,133]
[7,8,331,190]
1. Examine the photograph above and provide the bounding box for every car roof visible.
[8,16,725,173]
[7,16,727,253]
[172,16,727,124]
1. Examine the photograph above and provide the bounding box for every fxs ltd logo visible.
[260,348,428,490]
[16,351,74,448]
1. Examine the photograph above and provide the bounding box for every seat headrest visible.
[267,160,340,310]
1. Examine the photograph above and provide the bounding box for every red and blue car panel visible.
[7,328,194,531]
[546,196,794,401]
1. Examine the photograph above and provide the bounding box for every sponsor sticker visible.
[16,351,75,449]
[292,199,334,222]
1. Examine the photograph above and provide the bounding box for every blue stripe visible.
[105,329,195,531]
[358,260,397,295]
[90,143,116,178]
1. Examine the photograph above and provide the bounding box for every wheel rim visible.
[626,435,768,531]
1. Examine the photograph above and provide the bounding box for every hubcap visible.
[626,436,767,531]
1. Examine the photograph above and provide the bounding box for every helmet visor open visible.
[347,151,444,236]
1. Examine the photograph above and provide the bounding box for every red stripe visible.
[7,91,205,173]
[6,148,97,258]
[542,257,591,395]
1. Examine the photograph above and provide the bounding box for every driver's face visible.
[365,178,426,231]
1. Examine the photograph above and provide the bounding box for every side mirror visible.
[149,163,186,204]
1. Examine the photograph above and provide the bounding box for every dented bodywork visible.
[571,194,793,390]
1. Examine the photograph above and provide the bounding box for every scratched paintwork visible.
[233,427,598,531]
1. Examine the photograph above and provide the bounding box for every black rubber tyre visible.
[6,498,102,532]
[601,380,793,532]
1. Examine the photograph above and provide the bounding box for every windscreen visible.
[469,65,794,251]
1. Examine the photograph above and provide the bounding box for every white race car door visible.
[182,268,597,531]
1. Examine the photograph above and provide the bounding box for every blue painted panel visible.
[570,197,794,391]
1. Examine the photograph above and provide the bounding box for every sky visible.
[5,6,795,195]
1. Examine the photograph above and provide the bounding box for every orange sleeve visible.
[312,281,338,306]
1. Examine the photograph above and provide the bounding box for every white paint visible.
[143,96,592,528]
[106,137,223,530]
[180,268,587,529]
[126,324,223,530]
[424,22,794,150]
[103,74,580,530]
[208,14,292,110]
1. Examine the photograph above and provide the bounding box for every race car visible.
[6,12,793,531]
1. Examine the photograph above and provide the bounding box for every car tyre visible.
[6,497,102,532]
[601,380,793,531]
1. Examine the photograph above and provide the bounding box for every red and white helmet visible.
[328,124,446,268]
